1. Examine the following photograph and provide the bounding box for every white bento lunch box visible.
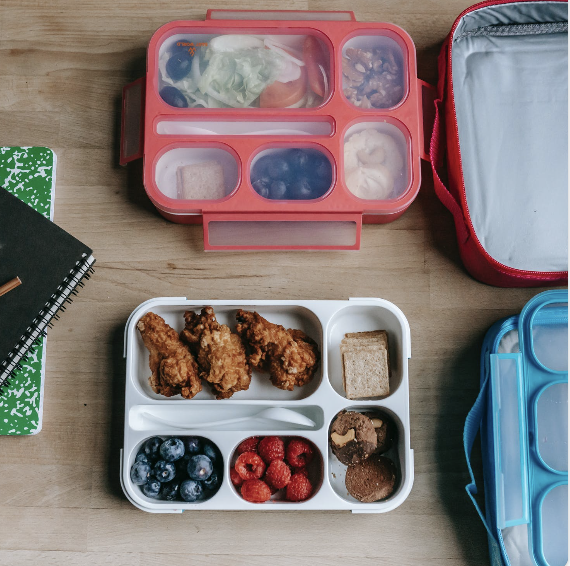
[120,297,413,512]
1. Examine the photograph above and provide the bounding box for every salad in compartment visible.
[158,33,330,109]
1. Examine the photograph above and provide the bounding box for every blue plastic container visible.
[464,290,568,566]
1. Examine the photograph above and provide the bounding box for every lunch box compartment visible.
[155,29,334,110]
[229,435,324,503]
[328,406,403,504]
[129,404,325,432]
[154,145,240,201]
[127,434,225,506]
[340,31,408,110]
[155,118,335,136]
[343,119,411,201]
[326,302,407,400]
[540,483,568,566]
[130,303,323,401]
[535,382,568,473]
[249,144,335,201]
[530,302,569,372]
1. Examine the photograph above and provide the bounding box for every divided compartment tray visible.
[120,10,435,250]
[121,297,413,512]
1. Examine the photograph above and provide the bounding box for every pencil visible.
[0,276,22,298]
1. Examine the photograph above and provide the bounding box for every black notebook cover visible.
[0,187,95,387]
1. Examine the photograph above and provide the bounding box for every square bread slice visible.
[176,161,226,200]
[341,331,390,376]
[343,330,388,348]
[343,347,390,399]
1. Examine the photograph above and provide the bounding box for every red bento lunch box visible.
[120,10,435,251]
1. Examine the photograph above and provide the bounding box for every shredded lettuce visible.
[198,48,285,108]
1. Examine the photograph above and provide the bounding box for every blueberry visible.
[160,86,188,108]
[267,156,291,180]
[153,460,176,483]
[130,461,151,486]
[176,454,192,478]
[310,153,332,182]
[184,437,201,455]
[166,50,194,81]
[203,471,220,491]
[180,479,203,502]
[135,452,149,464]
[288,148,310,171]
[269,180,288,200]
[252,176,271,199]
[171,38,195,54]
[160,438,185,462]
[289,177,315,200]
[161,480,180,501]
[142,437,162,462]
[251,155,272,178]
[142,478,161,499]
[187,454,213,481]
[202,443,218,463]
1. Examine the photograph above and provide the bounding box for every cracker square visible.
[343,330,388,349]
[176,161,226,200]
[343,347,389,399]
[341,331,390,376]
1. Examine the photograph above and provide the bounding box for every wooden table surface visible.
[0,1,560,564]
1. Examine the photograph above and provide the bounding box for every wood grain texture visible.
[0,1,559,564]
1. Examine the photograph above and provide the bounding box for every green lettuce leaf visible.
[198,48,284,108]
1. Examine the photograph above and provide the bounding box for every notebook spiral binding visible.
[0,253,96,391]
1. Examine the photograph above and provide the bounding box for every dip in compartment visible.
[343,123,409,201]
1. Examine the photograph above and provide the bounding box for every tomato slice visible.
[303,36,327,98]
[259,67,307,108]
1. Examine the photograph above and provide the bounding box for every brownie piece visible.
[330,410,377,465]
[345,455,397,503]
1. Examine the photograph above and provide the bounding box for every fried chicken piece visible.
[235,309,320,391]
[181,307,251,399]
[137,312,201,399]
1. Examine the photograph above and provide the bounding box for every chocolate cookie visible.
[345,455,397,503]
[369,414,395,454]
[330,410,377,465]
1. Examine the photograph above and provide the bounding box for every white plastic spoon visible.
[141,407,316,430]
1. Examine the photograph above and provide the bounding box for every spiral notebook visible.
[0,147,94,434]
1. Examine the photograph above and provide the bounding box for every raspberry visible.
[230,467,243,487]
[292,466,309,478]
[286,473,313,502]
[258,436,285,464]
[236,437,260,455]
[241,479,271,503]
[235,452,266,480]
[286,439,314,468]
[265,459,291,489]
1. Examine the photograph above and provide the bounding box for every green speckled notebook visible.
[0,147,56,435]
